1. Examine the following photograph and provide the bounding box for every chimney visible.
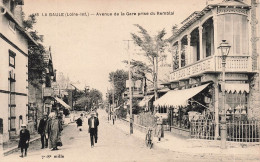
[13,3,23,24]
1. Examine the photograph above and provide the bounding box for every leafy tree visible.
[131,24,167,104]
[23,14,46,84]
[75,88,103,111]
[168,24,179,70]
[108,70,129,106]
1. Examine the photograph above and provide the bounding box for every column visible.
[199,25,203,60]
[187,34,191,65]
[213,15,218,55]
[178,40,181,68]
[214,82,219,139]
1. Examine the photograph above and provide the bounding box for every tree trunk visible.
[154,56,158,100]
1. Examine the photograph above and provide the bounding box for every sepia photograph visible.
[0,0,260,161]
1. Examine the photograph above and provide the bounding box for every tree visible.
[131,24,167,104]
[108,70,129,106]
[75,88,103,111]
[168,24,179,71]
[23,14,46,84]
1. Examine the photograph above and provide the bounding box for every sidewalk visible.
[2,132,41,156]
[2,121,71,156]
[111,118,260,159]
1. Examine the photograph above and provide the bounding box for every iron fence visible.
[190,119,216,140]
[190,119,260,142]
[227,120,260,142]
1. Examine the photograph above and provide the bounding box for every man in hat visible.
[88,111,99,148]
[38,112,48,149]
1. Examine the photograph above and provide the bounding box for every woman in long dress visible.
[45,112,62,150]
[154,113,163,141]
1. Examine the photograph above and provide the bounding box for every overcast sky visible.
[23,0,209,95]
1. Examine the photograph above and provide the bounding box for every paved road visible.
[2,111,259,162]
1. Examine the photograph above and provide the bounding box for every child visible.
[76,114,84,131]
[18,124,30,158]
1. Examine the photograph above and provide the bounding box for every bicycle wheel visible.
[145,135,149,147]
[149,141,153,149]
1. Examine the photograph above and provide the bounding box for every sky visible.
[22,0,210,96]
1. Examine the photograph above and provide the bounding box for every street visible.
[2,110,259,162]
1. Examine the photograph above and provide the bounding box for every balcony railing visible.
[170,56,252,81]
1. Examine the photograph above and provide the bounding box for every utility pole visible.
[124,39,133,134]
[112,73,115,125]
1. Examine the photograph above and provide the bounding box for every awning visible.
[153,83,210,107]
[54,97,71,109]
[139,95,154,107]
[222,83,249,93]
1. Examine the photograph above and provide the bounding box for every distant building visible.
[0,0,37,142]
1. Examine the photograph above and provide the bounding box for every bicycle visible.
[145,128,153,149]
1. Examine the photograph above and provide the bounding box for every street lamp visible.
[218,40,231,149]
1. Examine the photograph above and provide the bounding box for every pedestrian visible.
[45,112,63,151]
[38,112,48,149]
[18,124,30,158]
[88,111,99,148]
[76,114,83,131]
[154,113,163,142]
[112,112,115,125]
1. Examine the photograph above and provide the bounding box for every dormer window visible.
[10,0,15,13]
[3,0,24,14]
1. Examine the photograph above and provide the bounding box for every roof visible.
[168,0,250,43]
[2,5,38,46]
[214,0,250,7]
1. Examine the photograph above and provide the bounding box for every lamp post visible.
[218,40,231,149]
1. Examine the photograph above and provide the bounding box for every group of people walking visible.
[18,112,63,158]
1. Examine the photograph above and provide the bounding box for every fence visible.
[190,119,260,142]
[133,113,156,128]
[133,113,170,131]
[190,119,216,140]
[227,120,260,142]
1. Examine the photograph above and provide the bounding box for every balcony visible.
[170,56,252,82]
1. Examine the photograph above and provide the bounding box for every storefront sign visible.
[43,87,54,97]
[218,73,248,81]
[43,52,50,64]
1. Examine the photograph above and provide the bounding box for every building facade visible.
[0,0,37,142]
[156,0,259,138]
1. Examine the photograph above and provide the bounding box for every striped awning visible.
[222,83,249,93]
[54,97,71,109]
[153,84,210,107]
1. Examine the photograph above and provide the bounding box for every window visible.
[217,14,248,56]
[9,50,16,68]
[10,106,16,130]
[10,0,15,13]
[8,21,16,32]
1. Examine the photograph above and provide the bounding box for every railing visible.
[190,119,216,140]
[227,120,260,142]
[170,56,251,81]
[190,119,260,142]
[216,56,250,72]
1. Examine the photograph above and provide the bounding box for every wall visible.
[248,0,260,120]
[0,9,29,142]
